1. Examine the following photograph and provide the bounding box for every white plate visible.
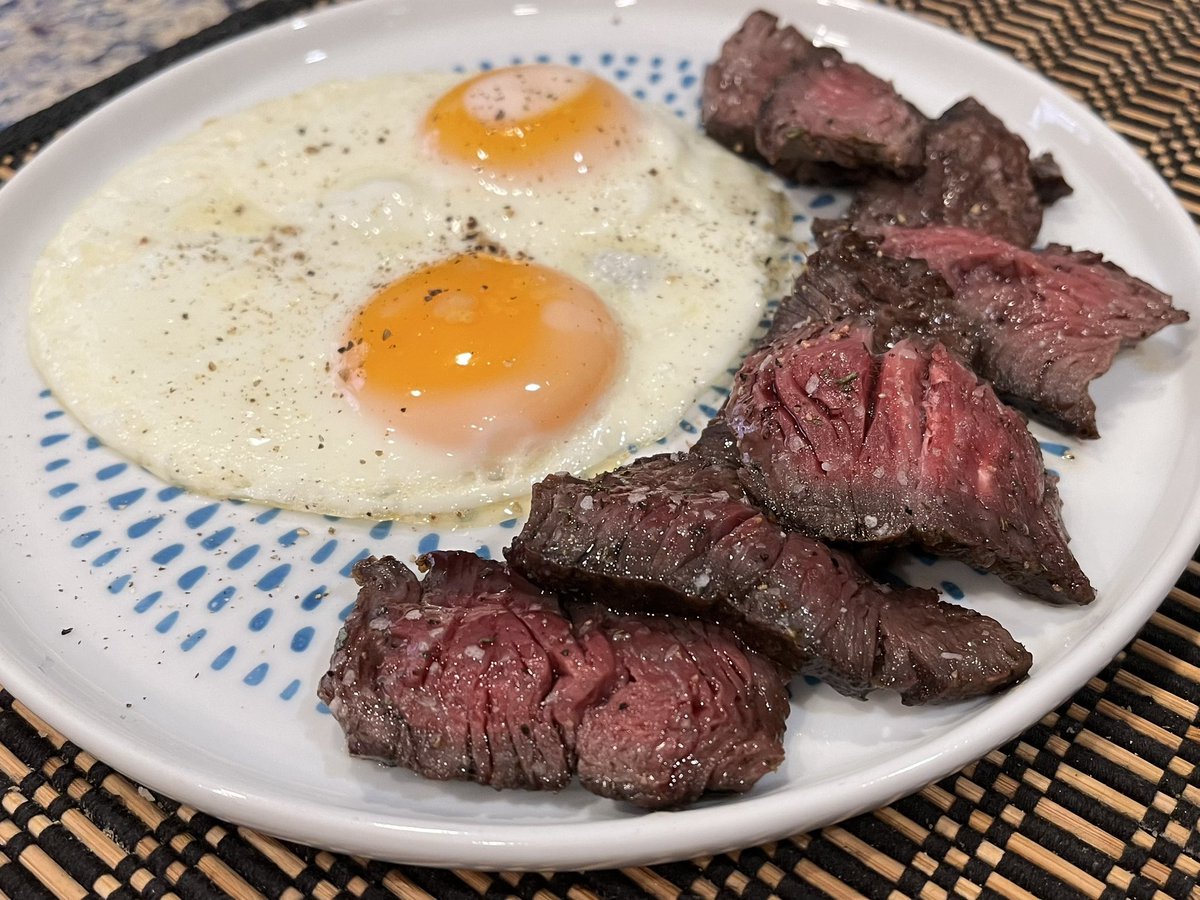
[0,0,1197,872]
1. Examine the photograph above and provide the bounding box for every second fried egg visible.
[30,66,790,518]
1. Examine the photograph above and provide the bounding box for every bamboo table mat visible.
[2,0,1199,897]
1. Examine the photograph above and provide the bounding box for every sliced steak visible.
[506,426,1031,705]
[846,98,1069,246]
[755,55,926,180]
[318,553,610,791]
[770,225,969,357]
[702,10,918,185]
[780,224,1188,438]
[879,225,1189,437]
[318,552,788,808]
[726,321,1093,604]
[572,604,789,808]
[702,10,826,155]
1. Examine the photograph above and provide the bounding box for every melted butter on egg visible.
[423,65,642,180]
[343,252,621,454]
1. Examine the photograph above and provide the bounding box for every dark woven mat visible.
[2,1,1199,897]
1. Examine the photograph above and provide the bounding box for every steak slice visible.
[318,553,610,791]
[506,425,1031,705]
[879,225,1189,437]
[702,10,918,185]
[755,55,926,180]
[572,604,789,808]
[846,98,1069,246]
[318,552,789,808]
[701,10,826,155]
[770,225,970,358]
[726,321,1094,604]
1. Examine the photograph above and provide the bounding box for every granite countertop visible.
[0,0,262,130]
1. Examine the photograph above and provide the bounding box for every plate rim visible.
[1,0,1198,870]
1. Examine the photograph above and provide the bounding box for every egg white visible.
[29,71,790,518]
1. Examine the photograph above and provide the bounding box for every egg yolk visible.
[344,253,621,455]
[422,64,641,180]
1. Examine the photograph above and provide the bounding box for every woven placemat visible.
[2,1,1199,897]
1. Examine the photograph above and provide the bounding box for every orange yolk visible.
[344,253,621,455]
[422,64,641,180]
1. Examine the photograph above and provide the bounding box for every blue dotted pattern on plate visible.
[27,50,751,713]
[29,51,1073,709]
[37,387,372,707]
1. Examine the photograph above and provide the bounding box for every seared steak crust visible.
[1031,151,1073,204]
[771,225,967,353]
[846,98,1067,246]
[781,225,1187,438]
[703,10,921,184]
[726,322,1094,604]
[703,13,1070,219]
[318,552,789,808]
[880,225,1189,437]
[506,427,1031,705]
[701,10,823,155]
[571,604,789,808]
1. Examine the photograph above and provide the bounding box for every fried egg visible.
[29,66,790,518]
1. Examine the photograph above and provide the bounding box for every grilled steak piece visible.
[506,425,1031,705]
[781,224,1188,438]
[770,226,968,355]
[755,55,926,180]
[879,225,1189,437]
[846,98,1069,246]
[318,552,788,808]
[318,553,609,791]
[727,321,1093,604]
[702,10,919,184]
[572,604,789,808]
[702,10,828,155]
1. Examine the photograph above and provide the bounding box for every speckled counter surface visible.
[0,0,262,129]
[1,2,1200,899]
